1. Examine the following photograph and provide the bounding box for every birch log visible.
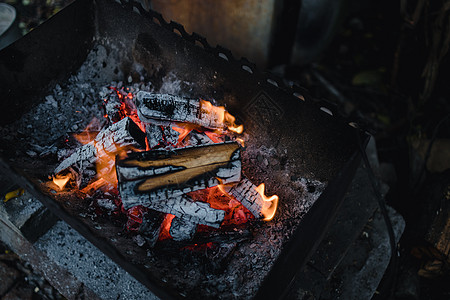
[135,91,225,130]
[116,142,241,204]
[54,117,146,175]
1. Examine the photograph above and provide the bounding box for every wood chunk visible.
[104,89,123,123]
[139,209,166,247]
[187,131,215,146]
[116,142,241,204]
[169,217,197,241]
[118,186,225,227]
[135,91,224,130]
[54,117,146,175]
[228,177,266,218]
[148,195,225,228]
[145,123,180,148]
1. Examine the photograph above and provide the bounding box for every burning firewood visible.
[54,117,146,179]
[145,123,180,148]
[135,91,243,133]
[144,195,224,228]
[116,142,241,206]
[227,177,279,221]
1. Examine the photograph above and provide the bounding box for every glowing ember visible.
[254,183,279,221]
[158,214,176,240]
[80,178,108,194]
[172,124,193,145]
[126,205,147,231]
[204,131,224,143]
[189,186,254,226]
[111,88,145,132]
[52,174,70,191]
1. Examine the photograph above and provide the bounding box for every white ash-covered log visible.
[54,117,146,176]
[227,177,277,219]
[145,195,224,228]
[135,91,231,130]
[116,142,241,206]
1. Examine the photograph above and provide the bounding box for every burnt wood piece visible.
[103,89,122,123]
[187,131,215,146]
[147,195,225,228]
[135,91,225,130]
[228,177,268,218]
[169,217,197,241]
[116,142,241,205]
[119,188,225,227]
[145,123,180,148]
[54,117,146,175]
[139,209,166,247]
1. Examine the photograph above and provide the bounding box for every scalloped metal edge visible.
[115,0,369,133]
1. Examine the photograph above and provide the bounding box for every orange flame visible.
[254,183,279,221]
[73,118,101,145]
[92,141,128,189]
[199,100,243,134]
[52,174,70,191]
[172,124,193,145]
[80,178,107,194]
[158,214,176,240]
[235,138,245,147]
[204,131,224,144]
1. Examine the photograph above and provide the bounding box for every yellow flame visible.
[254,183,279,221]
[93,141,119,188]
[200,100,244,134]
[52,175,70,191]
[224,112,244,134]
[235,138,245,147]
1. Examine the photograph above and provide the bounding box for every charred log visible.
[54,117,146,176]
[228,177,269,219]
[103,88,123,123]
[169,217,197,241]
[145,123,180,148]
[139,209,166,247]
[193,227,252,244]
[135,91,225,130]
[116,142,241,205]
[149,196,224,227]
